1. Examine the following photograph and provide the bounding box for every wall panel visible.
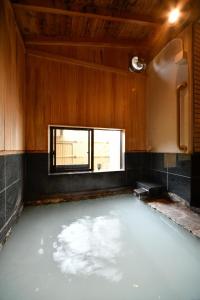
[26,54,147,151]
[0,0,25,243]
[0,0,25,152]
[146,25,193,153]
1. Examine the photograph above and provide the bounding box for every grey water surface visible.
[0,194,200,300]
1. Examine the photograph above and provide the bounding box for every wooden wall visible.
[26,46,135,72]
[0,0,25,152]
[25,54,147,152]
[193,22,200,152]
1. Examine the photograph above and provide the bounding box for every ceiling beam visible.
[27,49,139,76]
[25,37,148,49]
[13,3,162,27]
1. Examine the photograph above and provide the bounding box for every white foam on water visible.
[53,216,123,282]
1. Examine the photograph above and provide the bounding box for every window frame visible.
[49,125,125,174]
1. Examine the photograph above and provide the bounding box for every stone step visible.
[133,187,149,199]
[136,181,166,198]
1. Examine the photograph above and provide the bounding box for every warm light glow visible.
[168,8,180,24]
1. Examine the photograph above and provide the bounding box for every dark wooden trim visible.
[25,37,147,49]
[49,126,92,173]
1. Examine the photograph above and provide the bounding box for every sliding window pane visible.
[55,129,90,168]
[94,130,122,171]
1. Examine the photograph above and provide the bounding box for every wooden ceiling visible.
[10,0,200,69]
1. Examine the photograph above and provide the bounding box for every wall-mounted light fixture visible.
[168,8,181,24]
[129,56,146,73]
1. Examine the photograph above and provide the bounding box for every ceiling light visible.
[168,8,180,24]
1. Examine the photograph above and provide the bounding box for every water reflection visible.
[38,237,45,255]
[53,216,123,282]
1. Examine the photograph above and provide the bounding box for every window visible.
[49,126,125,174]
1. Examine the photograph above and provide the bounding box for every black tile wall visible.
[125,152,150,170]
[168,174,191,203]
[167,154,191,177]
[25,153,136,202]
[150,153,167,172]
[0,156,5,191]
[125,152,151,185]
[0,154,24,243]
[191,153,200,207]
[149,169,168,187]
[6,181,22,221]
[25,152,151,203]
[0,151,198,245]
[146,153,192,204]
[6,155,23,186]
[24,152,200,207]
[0,191,5,230]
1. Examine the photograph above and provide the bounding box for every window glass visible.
[49,126,124,173]
[56,129,89,166]
[94,130,121,171]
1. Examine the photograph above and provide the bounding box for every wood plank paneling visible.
[27,49,131,75]
[0,0,25,151]
[0,5,5,150]
[11,0,200,63]
[193,23,200,152]
[25,55,146,152]
[26,45,150,71]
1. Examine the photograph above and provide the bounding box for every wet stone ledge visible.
[144,198,200,239]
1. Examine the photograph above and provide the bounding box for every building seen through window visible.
[49,126,124,173]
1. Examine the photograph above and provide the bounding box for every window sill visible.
[48,169,125,176]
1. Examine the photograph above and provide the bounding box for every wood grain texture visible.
[193,23,200,152]
[12,3,161,26]
[25,36,148,49]
[13,5,154,39]
[25,55,147,152]
[26,45,147,72]
[27,49,131,75]
[0,0,25,151]
[10,0,159,12]
[11,0,200,62]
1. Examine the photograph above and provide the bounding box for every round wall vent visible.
[129,56,146,73]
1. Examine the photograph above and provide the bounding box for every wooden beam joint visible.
[27,49,141,76]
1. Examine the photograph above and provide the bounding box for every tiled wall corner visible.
[0,154,24,243]
[146,153,192,203]
[24,152,194,205]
